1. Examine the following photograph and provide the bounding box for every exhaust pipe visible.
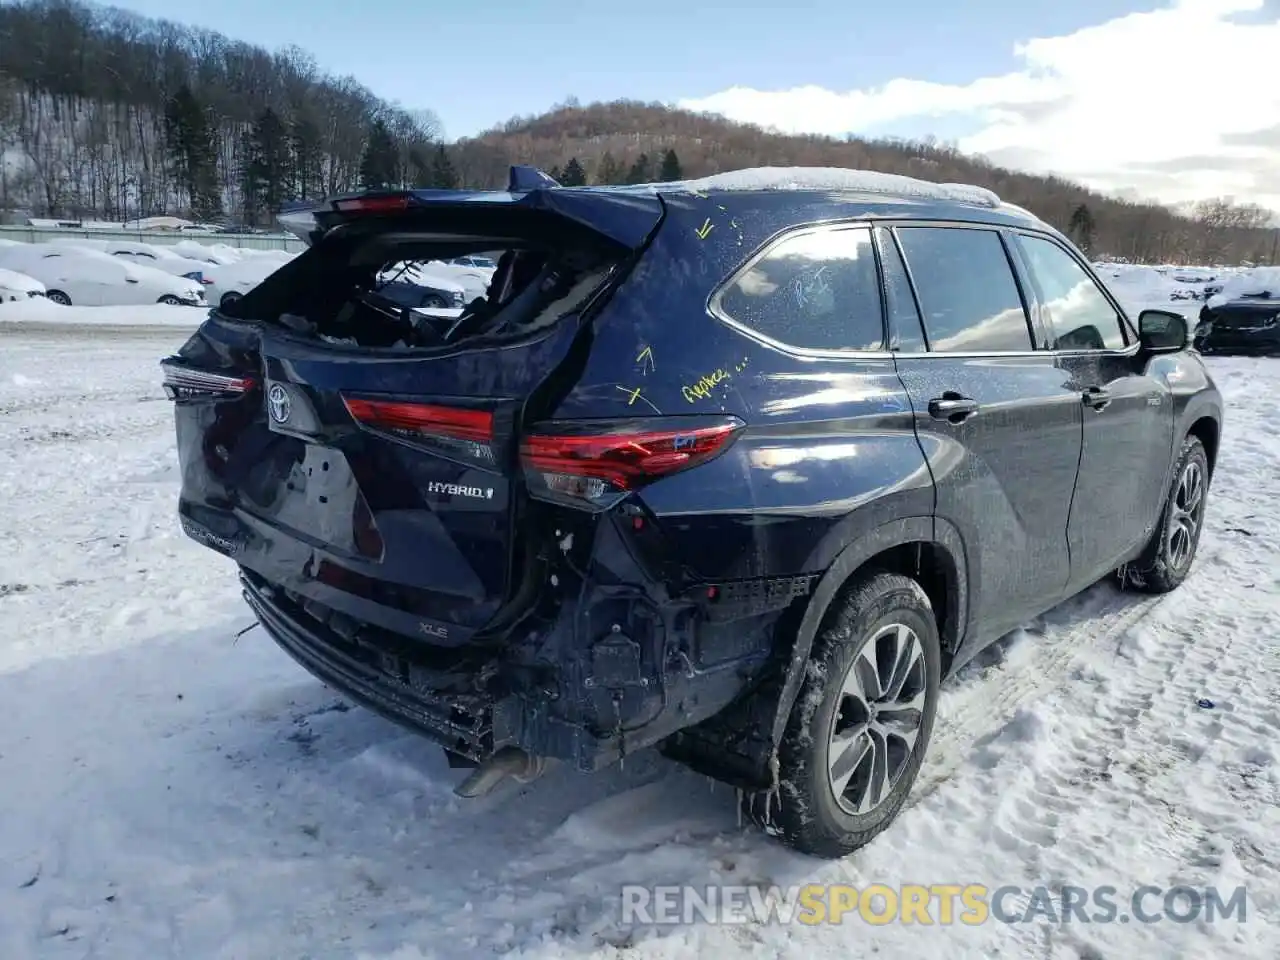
[453,746,548,798]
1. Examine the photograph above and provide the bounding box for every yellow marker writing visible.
[636,346,655,374]
[681,369,730,403]
[616,385,643,406]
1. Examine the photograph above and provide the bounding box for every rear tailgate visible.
[167,185,663,646]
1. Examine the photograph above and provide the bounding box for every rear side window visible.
[895,226,1033,352]
[717,225,885,351]
[1017,234,1127,350]
[875,227,927,352]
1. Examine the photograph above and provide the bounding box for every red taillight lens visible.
[343,397,492,442]
[521,418,744,508]
[342,396,495,464]
[161,361,255,400]
[333,194,411,215]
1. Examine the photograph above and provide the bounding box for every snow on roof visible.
[1206,266,1280,309]
[0,266,44,291]
[998,201,1040,221]
[626,166,1002,208]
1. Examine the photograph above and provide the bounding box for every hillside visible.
[0,0,445,226]
[453,101,1276,266]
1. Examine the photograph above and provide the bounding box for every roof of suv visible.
[578,165,1048,231]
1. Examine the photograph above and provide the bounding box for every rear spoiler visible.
[278,165,662,250]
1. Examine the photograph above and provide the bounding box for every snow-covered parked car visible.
[172,240,241,265]
[426,257,496,300]
[205,257,285,309]
[0,245,205,306]
[379,263,469,307]
[101,241,215,286]
[0,266,45,302]
[1194,267,1280,356]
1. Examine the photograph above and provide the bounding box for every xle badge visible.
[267,383,291,424]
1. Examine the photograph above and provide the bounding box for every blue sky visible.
[106,0,1147,141]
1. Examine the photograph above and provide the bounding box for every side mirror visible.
[1137,309,1188,353]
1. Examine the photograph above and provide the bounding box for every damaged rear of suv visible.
[164,165,1220,858]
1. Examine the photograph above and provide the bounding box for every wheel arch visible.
[767,516,968,751]
[1186,414,1220,479]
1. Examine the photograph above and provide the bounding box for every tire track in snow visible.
[910,582,1172,808]
[985,608,1215,874]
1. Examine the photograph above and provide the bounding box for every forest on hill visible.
[458,101,1276,265]
[0,0,1274,264]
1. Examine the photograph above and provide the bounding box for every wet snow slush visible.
[1,321,1278,960]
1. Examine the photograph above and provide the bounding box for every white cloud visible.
[677,0,1280,214]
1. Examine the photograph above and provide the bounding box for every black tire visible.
[158,295,183,305]
[219,292,243,309]
[1121,436,1210,594]
[420,294,448,309]
[743,570,941,859]
[46,290,71,305]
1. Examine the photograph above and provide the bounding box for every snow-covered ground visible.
[1,284,1279,958]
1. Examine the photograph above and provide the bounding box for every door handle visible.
[1082,386,1112,411]
[927,394,980,423]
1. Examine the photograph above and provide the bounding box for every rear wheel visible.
[420,294,448,309]
[743,570,941,859]
[1121,436,1209,593]
[46,290,71,305]
[158,295,184,306]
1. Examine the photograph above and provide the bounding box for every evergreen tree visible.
[595,151,623,185]
[239,108,291,224]
[359,118,400,190]
[290,115,323,202]
[658,148,682,182]
[237,129,263,226]
[1069,203,1097,252]
[163,84,221,220]
[431,144,459,189]
[547,165,562,183]
[560,156,587,186]
[625,152,653,185]
[253,108,291,212]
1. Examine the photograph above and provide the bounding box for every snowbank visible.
[0,296,206,328]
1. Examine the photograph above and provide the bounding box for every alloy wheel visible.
[827,622,928,815]
[1167,459,1205,570]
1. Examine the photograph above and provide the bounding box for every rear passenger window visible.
[1018,235,1127,350]
[875,227,926,352]
[717,226,884,351]
[895,227,1033,352]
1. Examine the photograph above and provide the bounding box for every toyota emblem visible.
[267,383,291,424]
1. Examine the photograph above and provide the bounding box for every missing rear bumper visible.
[241,572,502,762]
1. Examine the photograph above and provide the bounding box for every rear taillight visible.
[161,361,256,401]
[521,417,744,509]
[342,396,495,465]
[333,194,411,215]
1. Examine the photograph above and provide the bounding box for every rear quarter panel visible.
[550,193,934,581]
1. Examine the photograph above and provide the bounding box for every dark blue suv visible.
[163,166,1223,858]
